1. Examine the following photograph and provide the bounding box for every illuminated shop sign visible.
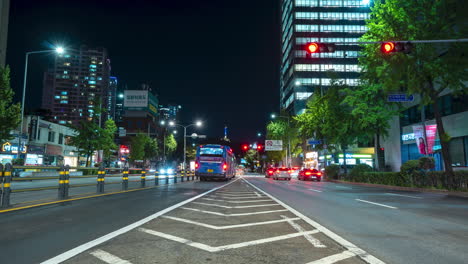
[2,142,27,154]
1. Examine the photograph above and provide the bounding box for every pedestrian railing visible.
[0,163,198,209]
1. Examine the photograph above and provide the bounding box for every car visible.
[298,168,322,181]
[159,167,175,175]
[290,167,301,178]
[273,167,291,181]
[265,167,276,178]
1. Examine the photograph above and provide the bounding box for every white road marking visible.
[208,195,266,199]
[215,191,254,194]
[192,202,280,208]
[307,250,356,264]
[385,193,422,199]
[254,191,262,197]
[243,178,385,264]
[202,198,272,203]
[90,249,132,264]
[335,185,352,189]
[281,215,325,248]
[181,207,288,216]
[40,178,240,264]
[139,227,318,253]
[308,188,323,193]
[355,199,398,209]
[162,216,301,229]
[213,193,259,197]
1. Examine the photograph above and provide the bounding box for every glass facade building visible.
[280,0,371,114]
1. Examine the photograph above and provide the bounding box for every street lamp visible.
[118,93,124,99]
[160,120,166,125]
[168,121,203,170]
[257,132,262,137]
[172,130,177,134]
[18,46,65,159]
[271,113,292,167]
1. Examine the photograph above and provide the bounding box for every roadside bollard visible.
[58,165,70,199]
[174,172,178,183]
[122,167,129,190]
[97,166,106,193]
[181,170,185,182]
[154,171,159,186]
[166,172,169,185]
[141,169,146,188]
[0,164,4,205]
[63,165,70,199]
[1,163,12,208]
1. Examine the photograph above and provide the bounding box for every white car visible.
[273,167,292,180]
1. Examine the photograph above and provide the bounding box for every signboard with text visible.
[265,140,283,151]
[124,90,149,108]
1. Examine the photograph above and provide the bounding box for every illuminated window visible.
[320,0,342,7]
[64,62,71,66]
[54,95,60,99]
[97,77,102,80]
[89,64,97,68]
[296,92,313,100]
[295,24,319,32]
[60,100,68,104]
[61,91,68,95]
[296,37,320,44]
[295,0,318,6]
[88,81,96,84]
[295,12,319,19]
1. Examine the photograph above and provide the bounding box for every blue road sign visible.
[388,94,414,102]
[308,140,322,145]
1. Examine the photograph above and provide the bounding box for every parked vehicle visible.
[195,144,236,181]
[273,167,291,181]
[265,167,276,178]
[298,168,322,181]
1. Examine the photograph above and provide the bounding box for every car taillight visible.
[305,171,312,176]
[288,170,293,173]
[317,172,322,176]
[223,163,228,171]
[195,162,199,169]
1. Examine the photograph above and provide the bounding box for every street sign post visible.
[265,140,283,151]
[387,94,414,102]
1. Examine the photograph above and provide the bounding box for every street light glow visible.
[118,94,124,98]
[257,132,262,137]
[55,47,65,54]
[173,130,177,134]
[271,114,276,119]
[196,121,202,127]
[160,120,166,125]
[169,121,175,126]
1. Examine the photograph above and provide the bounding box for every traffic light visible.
[257,144,264,151]
[381,41,412,54]
[241,144,249,151]
[305,42,336,54]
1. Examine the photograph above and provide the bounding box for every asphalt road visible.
[1,174,467,264]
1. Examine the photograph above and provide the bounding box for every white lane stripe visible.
[215,191,254,194]
[308,188,323,193]
[162,216,301,229]
[243,178,385,264]
[208,195,266,199]
[202,198,272,203]
[181,207,288,216]
[355,199,398,209]
[385,193,422,199]
[139,228,318,252]
[254,191,262,197]
[90,249,132,264]
[192,202,280,208]
[281,215,326,248]
[307,250,356,264]
[40,178,240,264]
[213,193,259,196]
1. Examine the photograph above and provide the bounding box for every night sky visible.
[6,0,280,143]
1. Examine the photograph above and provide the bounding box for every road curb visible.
[327,179,468,198]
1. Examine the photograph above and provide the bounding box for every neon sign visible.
[2,142,27,154]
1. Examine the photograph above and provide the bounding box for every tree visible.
[70,120,102,167]
[130,133,149,162]
[165,134,177,155]
[144,137,158,162]
[101,119,118,165]
[361,0,468,184]
[343,82,399,170]
[0,66,21,143]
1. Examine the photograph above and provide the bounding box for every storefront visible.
[63,150,78,167]
[1,140,27,164]
[319,153,374,167]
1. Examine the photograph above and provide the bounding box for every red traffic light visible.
[381,42,395,53]
[257,144,263,151]
[306,43,319,53]
[242,144,249,151]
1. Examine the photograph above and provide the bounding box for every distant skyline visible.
[6,0,280,142]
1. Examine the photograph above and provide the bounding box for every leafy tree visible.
[130,133,149,162]
[165,134,177,155]
[70,120,102,167]
[361,0,468,184]
[102,119,118,165]
[0,66,21,143]
[185,144,197,161]
[244,149,258,170]
[266,119,303,165]
[144,137,158,161]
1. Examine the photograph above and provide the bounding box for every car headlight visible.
[160,169,166,174]
[167,168,174,174]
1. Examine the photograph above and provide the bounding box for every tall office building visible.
[280,0,371,115]
[0,0,10,67]
[108,76,118,120]
[41,46,111,126]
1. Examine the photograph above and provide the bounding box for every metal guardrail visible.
[0,163,198,208]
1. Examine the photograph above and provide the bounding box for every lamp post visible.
[168,121,202,171]
[271,113,292,167]
[18,47,65,159]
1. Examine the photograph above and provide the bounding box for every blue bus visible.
[195,144,236,181]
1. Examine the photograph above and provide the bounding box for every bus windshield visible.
[199,147,224,157]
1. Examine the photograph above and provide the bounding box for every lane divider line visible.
[138,227,318,253]
[243,178,386,264]
[308,188,323,193]
[385,193,422,199]
[202,198,272,203]
[281,215,326,248]
[90,249,133,264]
[355,199,398,209]
[181,207,288,216]
[306,250,356,264]
[192,202,280,208]
[39,178,240,264]
[254,191,262,197]
[161,216,301,229]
